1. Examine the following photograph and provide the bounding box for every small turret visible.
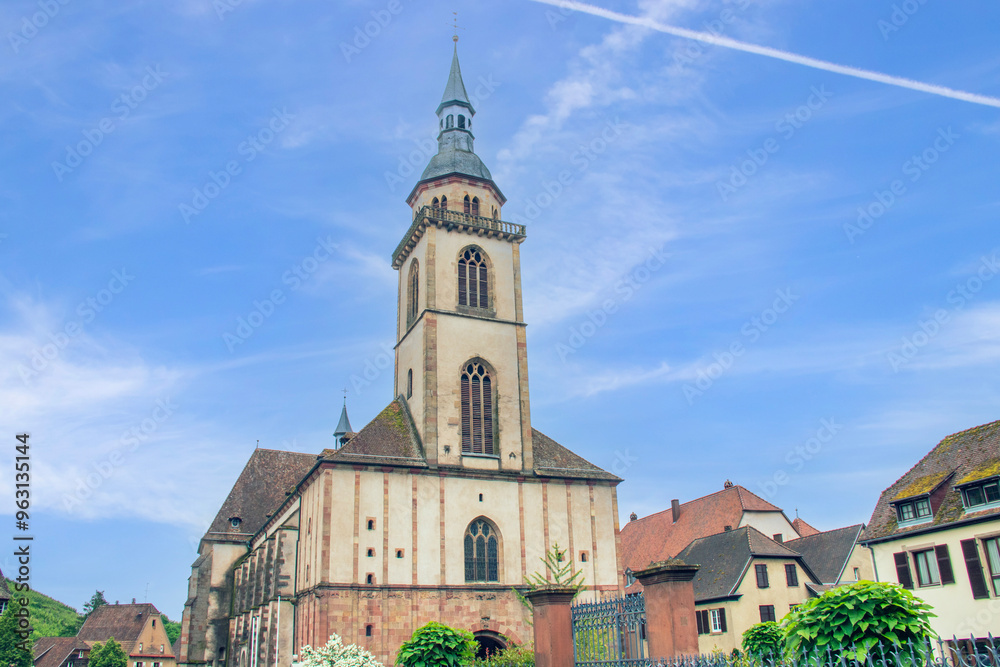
[333,399,353,448]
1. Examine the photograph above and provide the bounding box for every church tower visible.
[393,41,533,472]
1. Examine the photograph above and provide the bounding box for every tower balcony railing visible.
[392,205,527,268]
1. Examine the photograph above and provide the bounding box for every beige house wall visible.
[696,557,813,654]
[738,511,799,542]
[869,519,1000,638]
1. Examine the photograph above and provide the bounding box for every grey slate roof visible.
[863,419,1000,543]
[785,524,864,584]
[675,525,806,602]
[419,148,494,183]
[437,44,473,114]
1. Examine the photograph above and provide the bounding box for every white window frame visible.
[984,536,1000,596]
[710,609,722,633]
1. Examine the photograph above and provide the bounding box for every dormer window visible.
[625,568,636,586]
[895,497,932,524]
[230,517,242,529]
[960,478,1000,510]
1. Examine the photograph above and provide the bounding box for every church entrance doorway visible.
[473,631,507,659]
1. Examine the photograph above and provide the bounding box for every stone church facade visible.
[178,44,624,667]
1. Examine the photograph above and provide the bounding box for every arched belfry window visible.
[432,197,440,209]
[471,197,480,216]
[440,195,448,210]
[464,195,471,214]
[458,247,489,309]
[461,360,494,455]
[407,260,419,327]
[458,115,466,129]
[446,115,454,129]
[464,518,500,582]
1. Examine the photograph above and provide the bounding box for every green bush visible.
[741,622,783,659]
[396,622,477,667]
[783,581,935,662]
[473,643,533,667]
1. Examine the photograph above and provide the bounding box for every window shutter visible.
[482,375,493,455]
[458,261,468,306]
[935,545,955,585]
[471,375,483,453]
[460,374,471,452]
[696,610,704,635]
[700,610,710,634]
[479,264,488,308]
[719,608,727,632]
[785,564,798,586]
[893,551,914,589]
[755,563,769,588]
[960,539,990,599]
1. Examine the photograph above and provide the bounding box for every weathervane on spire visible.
[449,11,464,43]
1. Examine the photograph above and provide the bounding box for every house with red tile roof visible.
[35,603,176,667]
[861,419,1000,654]
[620,482,801,577]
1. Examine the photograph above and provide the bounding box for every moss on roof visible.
[891,470,951,501]
[958,458,1000,486]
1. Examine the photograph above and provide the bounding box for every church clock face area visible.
[180,42,623,667]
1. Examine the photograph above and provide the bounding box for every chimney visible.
[671,499,680,523]
[132,598,136,604]
[724,525,732,531]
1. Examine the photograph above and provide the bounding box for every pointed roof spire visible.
[437,42,473,116]
[334,394,353,443]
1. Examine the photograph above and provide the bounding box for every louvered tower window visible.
[471,197,480,216]
[432,197,440,208]
[407,260,419,327]
[458,248,488,308]
[464,195,471,214]
[460,361,494,455]
[464,518,499,582]
[440,195,448,209]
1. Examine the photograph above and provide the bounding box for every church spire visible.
[437,42,473,116]
[333,396,353,447]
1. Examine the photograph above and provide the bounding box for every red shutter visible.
[960,539,990,599]
[893,551,914,589]
[719,608,727,632]
[935,545,955,585]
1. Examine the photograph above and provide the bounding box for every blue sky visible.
[2,0,999,620]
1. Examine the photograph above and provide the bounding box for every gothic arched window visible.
[407,260,419,327]
[441,195,448,210]
[464,195,471,214]
[458,114,466,129]
[464,518,499,582]
[458,247,488,309]
[471,197,480,216]
[460,360,494,455]
[432,197,440,209]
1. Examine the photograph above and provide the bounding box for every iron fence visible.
[572,593,648,667]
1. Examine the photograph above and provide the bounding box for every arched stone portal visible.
[473,631,507,659]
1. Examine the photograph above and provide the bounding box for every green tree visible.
[395,622,477,667]
[83,590,108,617]
[514,543,584,619]
[783,581,935,663]
[89,638,128,667]
[0,597,33,667]
[741,622,783,660]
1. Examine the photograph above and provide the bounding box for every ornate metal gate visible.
[571,593,648,667]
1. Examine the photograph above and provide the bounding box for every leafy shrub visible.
[300,634,383,667]
[742,622,783,659]
[396,622,477,667]
[88,638,128,667]
[473,643,533,667]
[783,581,935,662]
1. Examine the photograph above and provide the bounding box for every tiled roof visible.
[33,637,88,667]
[674,526,802,601]
[863,419,1000,543]
[0,571,11,601]
[620,485,784,572]
[791,517,820,537]
[786,524,863,584]
[206,448,317,538]
[78,604,161,655]
[326,398,426,466]
[532,429,620,481]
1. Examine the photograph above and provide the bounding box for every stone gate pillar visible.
[525,586,578,667]
[634,560,700,659]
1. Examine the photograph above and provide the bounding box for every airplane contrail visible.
[527,0,1000,109]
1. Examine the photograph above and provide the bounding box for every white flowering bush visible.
[299,634,384,667]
